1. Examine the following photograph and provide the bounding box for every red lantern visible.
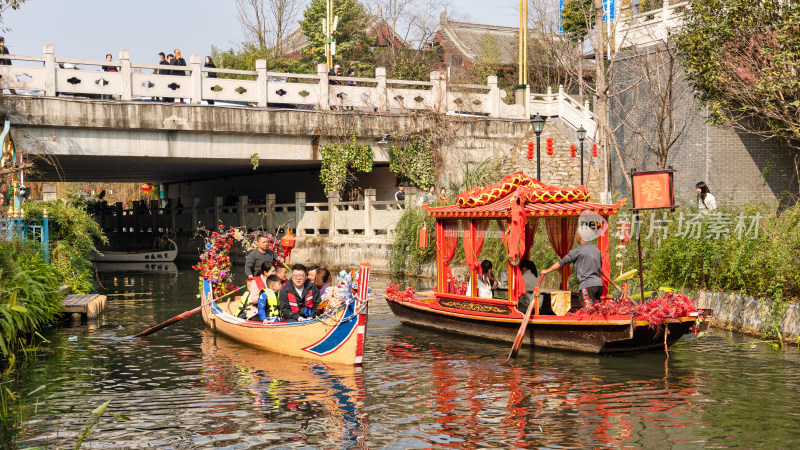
[526,142,534,160]
[570,144,576,158]
[592,144,598,158]
[140,184,152,192]
[280,229,296,263]
[546,137,554,157]
[419,227,429,248]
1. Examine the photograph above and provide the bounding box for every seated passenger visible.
[253,275,282,323]
[307,265,320,283]
[465,260,500,298]
[517,259,542,312]
[237,262,275,320]
[278,264,322,321]
[477,260,499,298]
[276,266,289,287]
[315,267,331,299]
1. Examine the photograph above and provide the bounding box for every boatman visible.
[245,232,284,287]
[539,226,603,306]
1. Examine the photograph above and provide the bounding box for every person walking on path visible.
[204,56,216,105]
[539,227,604,306]
[696,181,717,215]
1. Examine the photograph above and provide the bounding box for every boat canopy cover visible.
[423,172,626,219]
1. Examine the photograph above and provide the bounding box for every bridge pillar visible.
[256,59,268,107]
[190,54,202,105]
[327,190,338,235]
[119,50,132,101]
[488,76,500,118]
[43,44,56,97]
[295,192,306,236]
[430,71,446,113]
[192,198,200,231]
[238,194,248,227]
[317,64,329,110]
[214,197,222,228]
[375,68,387,112]
[265,194,276,233]
[364,188,376,236]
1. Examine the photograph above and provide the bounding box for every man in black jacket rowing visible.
[278,264,323,321]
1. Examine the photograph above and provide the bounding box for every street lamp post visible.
[530,115,546,180]
[576,126,587,185]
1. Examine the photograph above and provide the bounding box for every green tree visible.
[560,0,593,43]
[471,32,503,85]
[299,0,376,72]
[675,0,800,151]
[389,134,434,189]
[319,134,374,194]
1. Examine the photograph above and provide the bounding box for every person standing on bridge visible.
[157,52,172,102]
[204,56,217,105]
[172,49,187,103]
[0,37,15,94]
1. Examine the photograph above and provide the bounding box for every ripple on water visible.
[11,270,800,448]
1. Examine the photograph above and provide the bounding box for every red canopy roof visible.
[423,173,626,219]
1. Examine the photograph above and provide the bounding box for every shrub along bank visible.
[390,201,800,338]
[1,197,106,441]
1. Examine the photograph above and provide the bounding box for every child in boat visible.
[278,263,322,321]
[238,262,274,319]
[254,275,282,323]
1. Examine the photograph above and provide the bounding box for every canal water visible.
[10,268,800,448]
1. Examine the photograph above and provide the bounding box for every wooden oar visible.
[505,276,545,363]
[134,285,244,337]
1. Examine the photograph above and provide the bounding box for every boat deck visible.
[62,294,107,321]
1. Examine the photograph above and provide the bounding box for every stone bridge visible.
[1,44,597,189]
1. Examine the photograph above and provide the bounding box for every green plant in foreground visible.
[74,400,130,449]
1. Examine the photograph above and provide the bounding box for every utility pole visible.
[324,0,338,70]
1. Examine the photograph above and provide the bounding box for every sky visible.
[2,0,523,63]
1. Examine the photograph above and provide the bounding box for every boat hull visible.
[92,239,178,263]
[201,279,367,365]
[387,296,703,354]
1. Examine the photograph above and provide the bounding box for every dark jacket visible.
[278,280,321,321]
[170,58,187,76]
[244,248,277,278]
[158,59,171,75]
[0,45,11,66]
[204,62,217,78]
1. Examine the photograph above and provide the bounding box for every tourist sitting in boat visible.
[540,227,603,306]
[278,264,323,321]
[237,262,277,321]
[306,265,319,282]
[244,232,284,288]
[466,260,500,298]
[517,259,541,312]
[254,275,283,323]
[315,267,331,298]
[276,265,289,287]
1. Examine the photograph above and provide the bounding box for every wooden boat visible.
[92,238,178,263]
[386,172,711,354]
[200,264,370,366]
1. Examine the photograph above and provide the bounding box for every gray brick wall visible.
[611,48,797,209]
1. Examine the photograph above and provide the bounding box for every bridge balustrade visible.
[92,188,408,238]
[0,44,596,128]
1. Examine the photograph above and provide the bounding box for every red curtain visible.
[464,220,489,275]
[598,215,611,297]
[437,220,459,293]
[545,216,578,290]
[497,219,527,301]
[523,218,539,260]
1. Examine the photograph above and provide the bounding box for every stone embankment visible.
[696,291,800,340]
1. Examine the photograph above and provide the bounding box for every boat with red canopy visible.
[385,172,709,354]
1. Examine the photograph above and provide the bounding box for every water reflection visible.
[199,330,368,447]
[9,269,800,448]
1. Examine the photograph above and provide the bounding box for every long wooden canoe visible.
[200,266,370,366]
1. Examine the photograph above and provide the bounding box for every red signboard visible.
[631,169,676,211]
